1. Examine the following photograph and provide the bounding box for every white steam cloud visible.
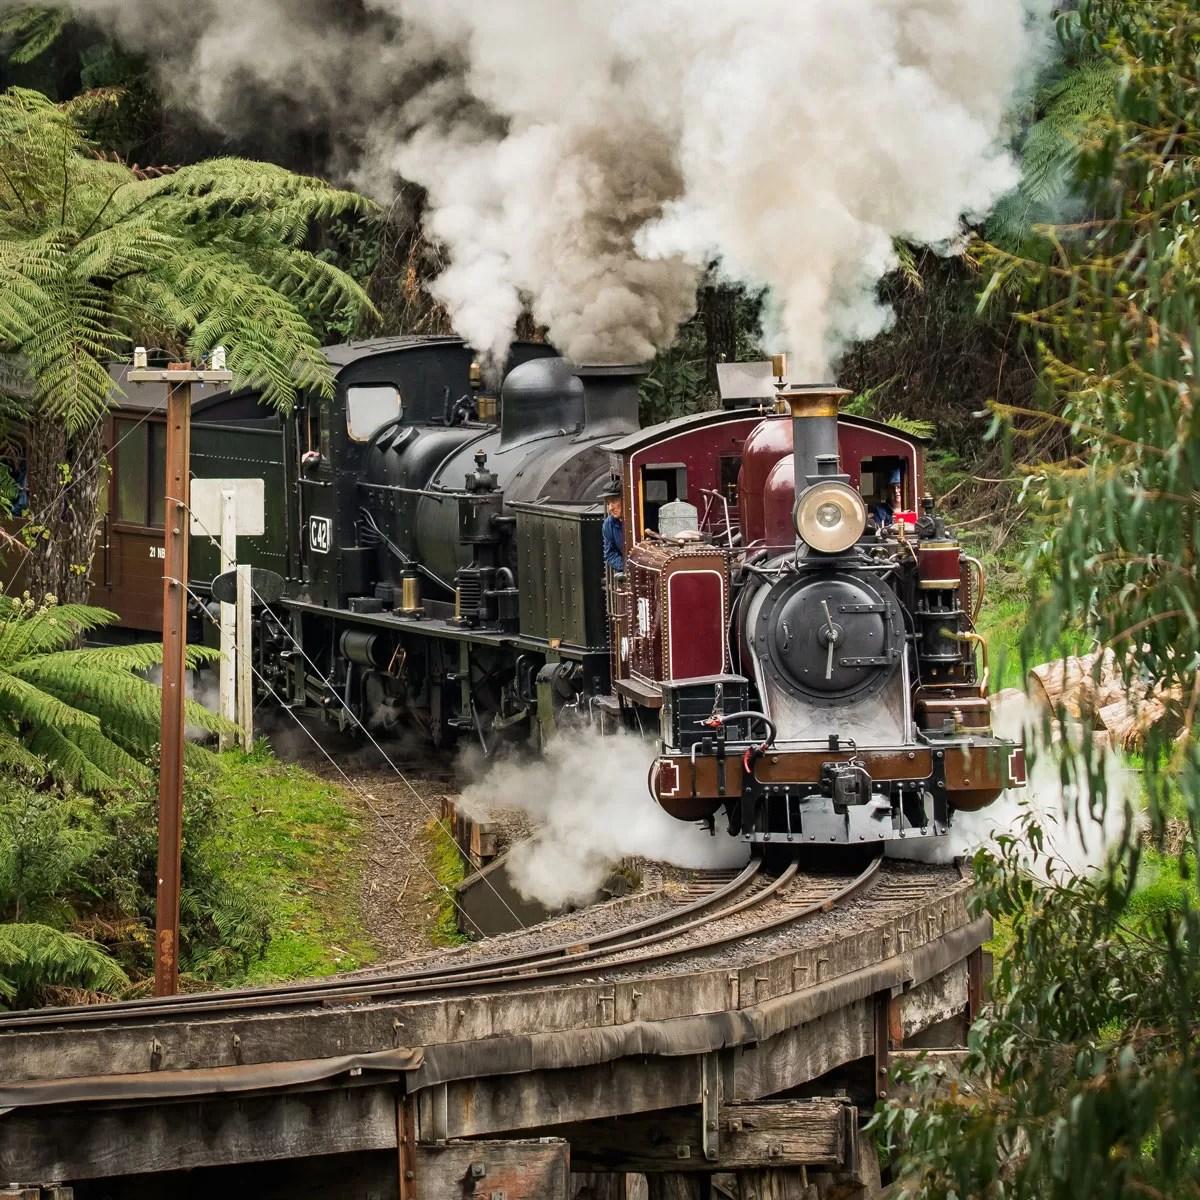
[458,733,748,910]
[17,0,1050,371]
[892,692,1133,878]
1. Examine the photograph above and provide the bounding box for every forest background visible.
[1,1,1199,1196]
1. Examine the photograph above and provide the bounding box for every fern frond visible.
[0,8,68,64]
[893,241,924,293]
[0,597,228,792]
[0,724,46,776]
[880,413,937,440]
[25,722,119,792]
[0,922,128,1008]
[987,58,1118,249]
[0,88,376,430]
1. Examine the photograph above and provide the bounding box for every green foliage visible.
[309,213,385,343]
[0,741,373,1006]
[987,53,1118,252]
[844,379,936,441]
[0,594,225,792]
[0,6,67,65]
[889,4,1200,1197]
[882,824,1200,1199]
[0,921,127,1008]
[0,782,105,923]
[640,342,708,426]
[425,818,469,948]
[640,277,763,426]
[0,85,376,429]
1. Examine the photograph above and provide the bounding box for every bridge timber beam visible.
[0,877,988,1195]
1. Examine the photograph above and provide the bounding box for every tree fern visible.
[987,56,1118,251]
[0,6,67,64]
[0,783,106,923]
[0,594,228,792]
[0,86,377,602]
[0,922,127,1008]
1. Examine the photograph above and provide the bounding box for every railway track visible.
[0,853,907,1032]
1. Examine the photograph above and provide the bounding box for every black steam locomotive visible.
[107,335,1021,847]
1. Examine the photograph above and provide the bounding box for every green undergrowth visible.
[211,742,375,983]
[0,740,378,1007]
[1128,848,1200,923]
[957,526,1088,694]
[424,818,470,947]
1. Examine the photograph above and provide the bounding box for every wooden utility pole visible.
[130,357,231,997]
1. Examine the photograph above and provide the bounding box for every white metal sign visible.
[309,516,332,554]
[189,478,266,536]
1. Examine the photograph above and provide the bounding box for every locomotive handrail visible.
[358,480,447,502]
[963,554,986,623]
[957,630,990,696]
[712,710,778,747]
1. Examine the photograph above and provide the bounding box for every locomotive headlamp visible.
[794,481,866,553]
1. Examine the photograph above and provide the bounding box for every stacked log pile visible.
[1027,648,1179,752]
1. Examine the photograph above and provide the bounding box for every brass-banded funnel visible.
[778,384,851,496]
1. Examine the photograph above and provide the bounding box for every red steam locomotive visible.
[605,361,1025,846]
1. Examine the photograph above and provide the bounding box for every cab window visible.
[346,385,402,441]
[640,463,687,535]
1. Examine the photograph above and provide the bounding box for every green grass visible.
[205,742,376,982]
[423,819,469,947]
[1128,849,1200,923]
[975,594,1029,692]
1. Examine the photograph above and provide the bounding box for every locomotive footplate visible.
[651,734,1024,844]
[652,746,956,844]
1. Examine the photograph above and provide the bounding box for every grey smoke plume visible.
[29,0,1049,370]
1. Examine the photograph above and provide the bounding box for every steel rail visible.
[0,859,767,1029]
[0,855,886,1032]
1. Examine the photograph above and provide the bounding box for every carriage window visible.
[346,385,402,441]
[148,422,167,525]
[115,421,148,523]
[114,419,166,526]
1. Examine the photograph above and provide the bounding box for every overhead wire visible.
[182,582,491,940]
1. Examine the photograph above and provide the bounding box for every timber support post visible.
[236,562,253,749]
[397,1092,417,1200]
[218,488,237,751]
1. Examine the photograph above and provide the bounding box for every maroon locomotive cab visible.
[623,542,730,688]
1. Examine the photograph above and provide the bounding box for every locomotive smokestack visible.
[571,363,647,439]
[778,384,851,494]
[777,383,864,555]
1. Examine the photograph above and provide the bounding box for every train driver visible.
[598,479,624,572]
